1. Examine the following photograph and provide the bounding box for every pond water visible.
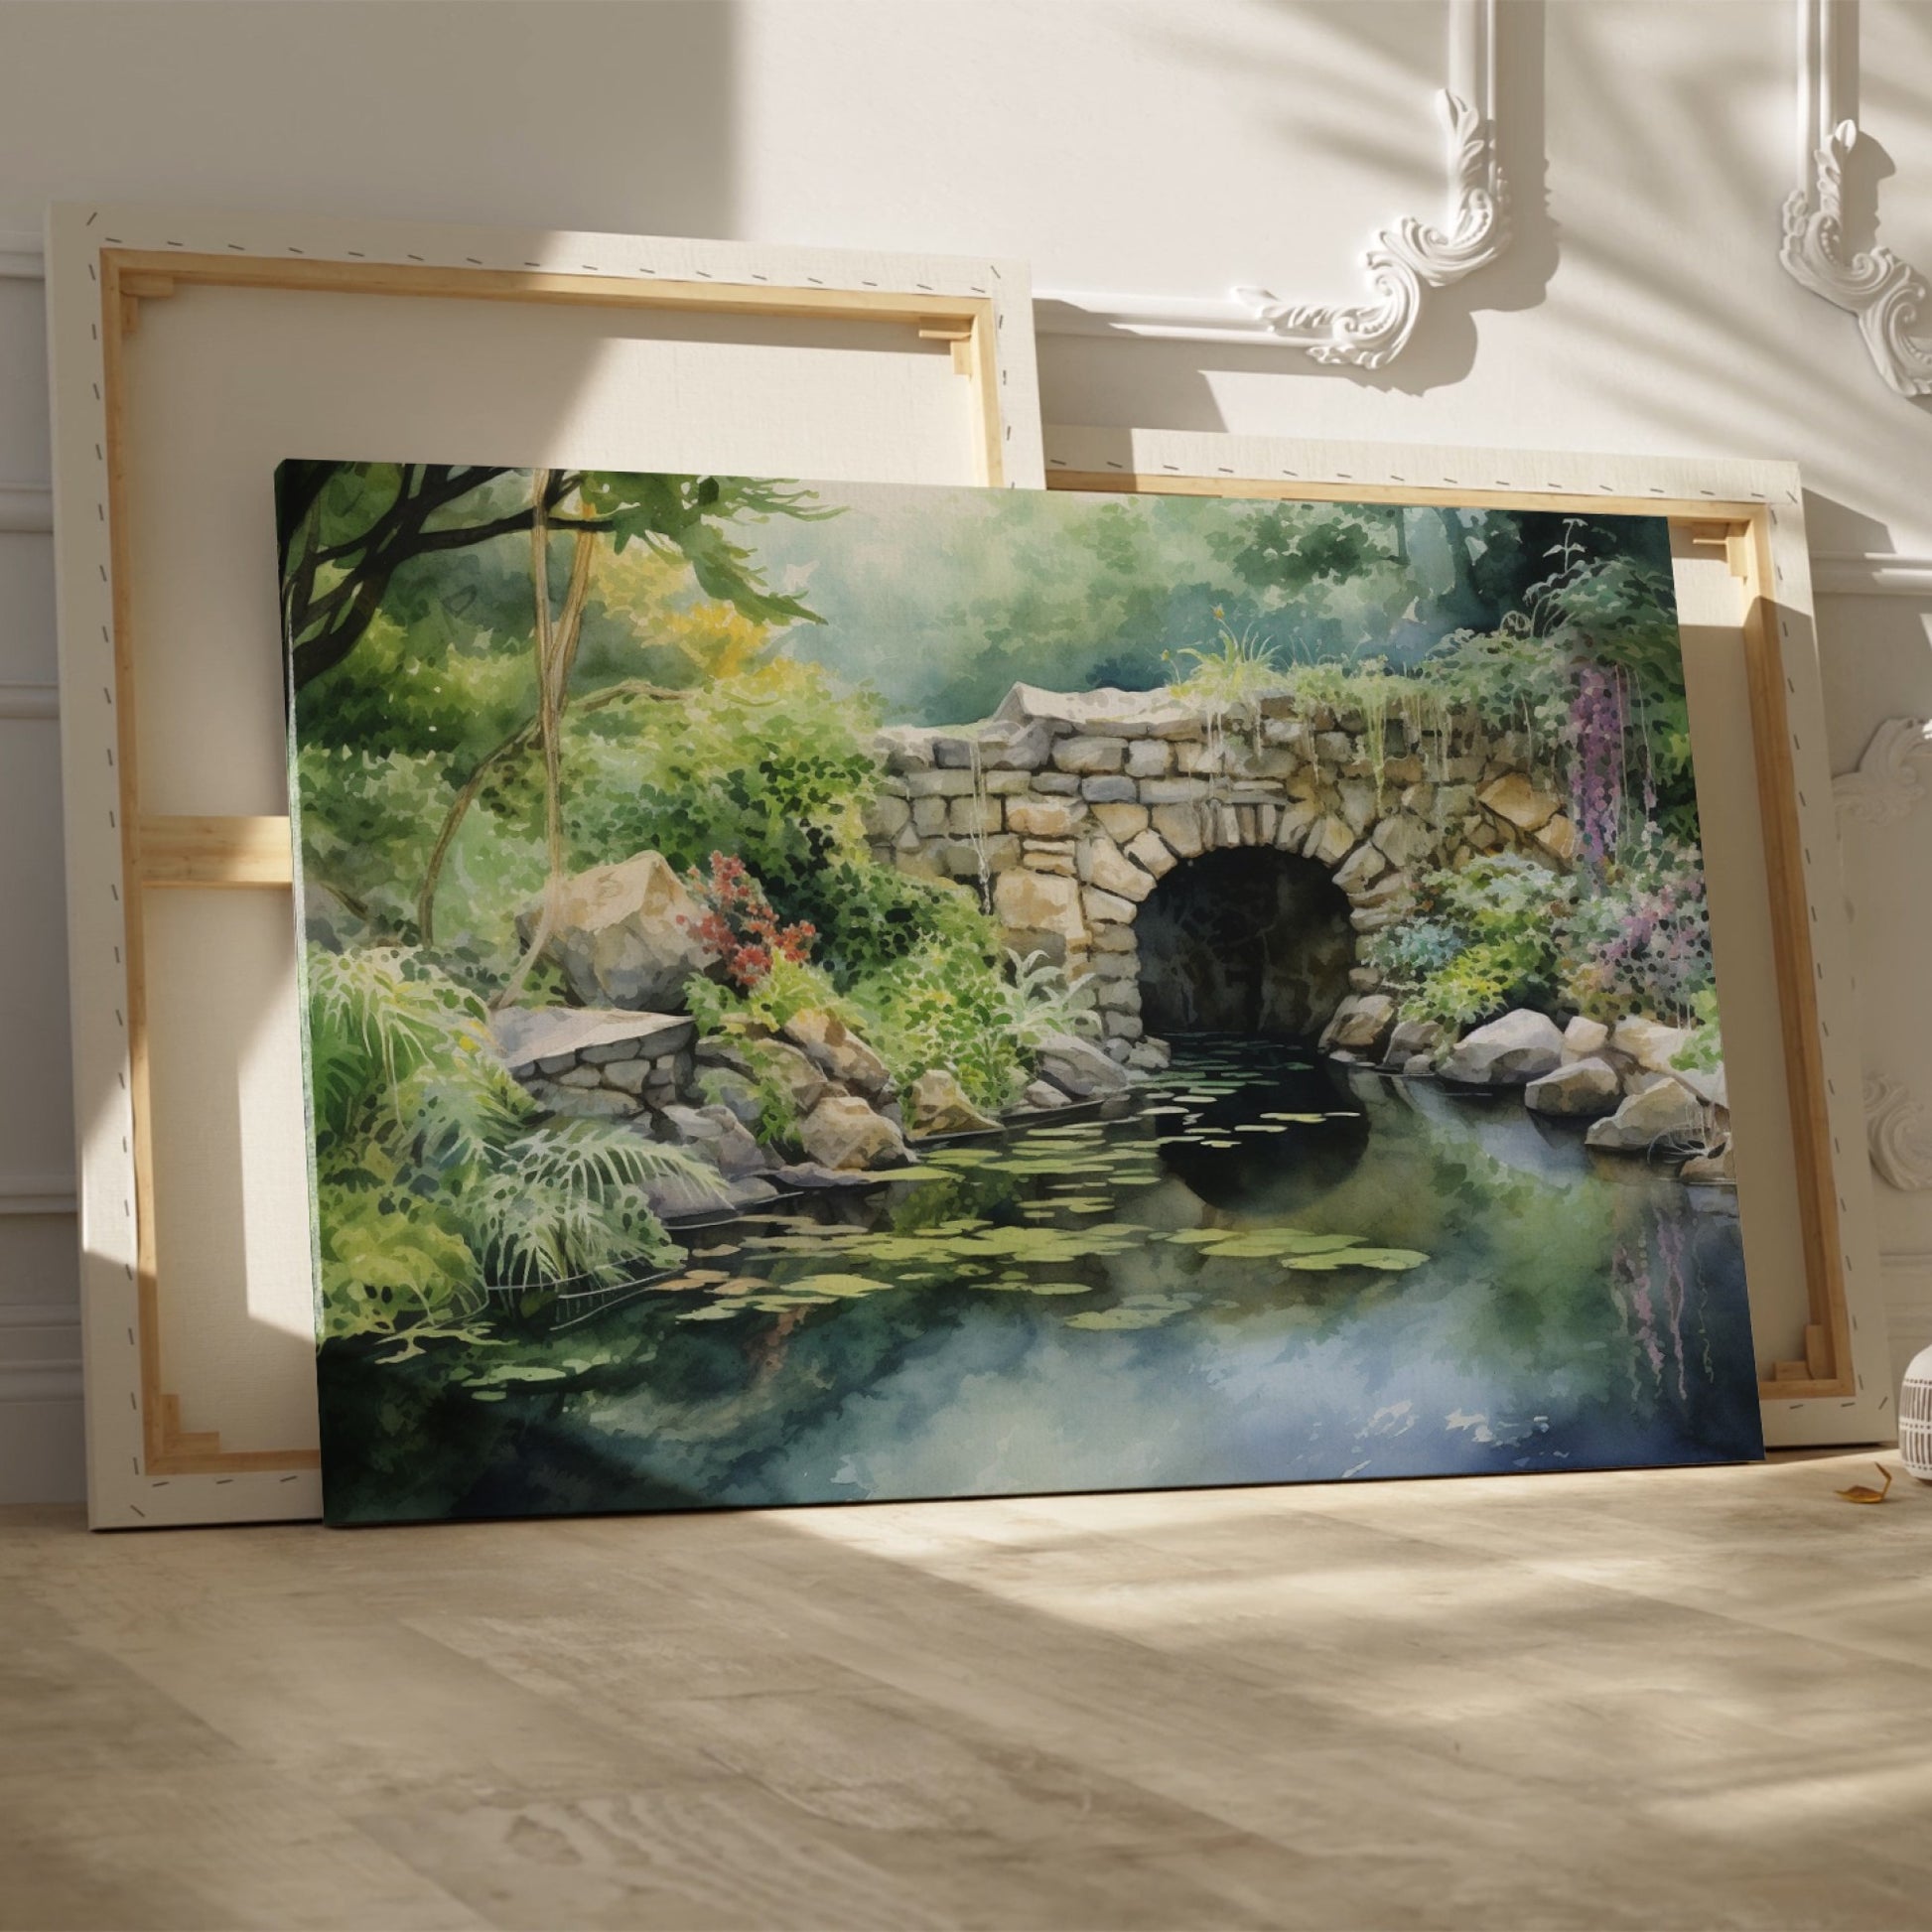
[318,1038,1764,1523]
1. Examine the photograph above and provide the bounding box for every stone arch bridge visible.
[866,683,1575,1065]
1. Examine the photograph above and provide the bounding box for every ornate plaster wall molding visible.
[1834,716,1932,824]
[1781,0,1932,399]
[1863,1074,1932,1191]
[1035,0,1509,364]
[1835,719,1932,1189]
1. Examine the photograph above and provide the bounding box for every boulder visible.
[1034,1031,1132,1099]
[1401,1053,1438,1078]
[698,1067,763,1132]
[1611,1016,1694,1074]
[1562,1016,1609,1060]
[1319,994,1397,1058]
[796,1093,909,1172]
[780,1008,895,1100]
[772,1162,897,1190]
[656,1103,771,1179]
[1524,1057,1622,1119]
[906,1069,1001,1138]
[1671,1063,1727,1110]
[518,852,716,1011]
[1022,1079,1074,1111]
[1680,1140,1735,1184]
[748,1038,829,1117]
[1387,1018,1444,1063]
[1440,1009,1565,1085]
[1585,1080,1706,1155]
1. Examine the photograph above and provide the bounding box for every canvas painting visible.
[280,463,1764,1524]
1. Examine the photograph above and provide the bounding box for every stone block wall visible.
[867,683,1573,1059]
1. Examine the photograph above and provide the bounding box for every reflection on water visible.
[318,1038,1763,1523]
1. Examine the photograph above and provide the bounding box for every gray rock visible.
[749,1038,829,1117]
[1401,1053,1437,1078]
[1125,1038,1172,1072]
[655,1102,770,1178]
[1524,1056,1622,1118]
[697,1066,762,1131]
[1034,1031,1132,1099]
[1585,1080,1707,1155]
[772,1162,898,1190]
[1611,1016,1694,1074]
[780,1008,895,1101]
[906,1068,1001,1138]
[1021,1079,1074,1111]
[1440,1009,1565,1086]
[517,851,716,1011]
[1319,994,1397,1057]
[1561,1015,1609,1060]
[491,1006,695,1079]
[797,1092,909,1172]
[1387,1018,1443,1062]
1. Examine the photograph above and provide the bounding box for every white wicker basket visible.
[1902,1344,1932,1481]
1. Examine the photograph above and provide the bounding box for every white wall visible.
[3,0,1929,1502]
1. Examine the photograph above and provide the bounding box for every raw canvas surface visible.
[281,464,1763,1524]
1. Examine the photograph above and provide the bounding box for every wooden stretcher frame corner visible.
[1042,425,1889,1449]
[47,201,1043,1527]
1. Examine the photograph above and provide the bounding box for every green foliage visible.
[997,950,1101,1047]
[684,954,851,1040]
[1672,986,1725,1074]
[1365,854,1576,1030]
[305,946,703,1339]
[851,937,1028,1113]
[1368,841,1716,1036]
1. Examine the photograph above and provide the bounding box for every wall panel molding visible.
[1035,0,1509,365]
[0,1174,78,1217]
[1781,0,1932,399]
[0,482,54,532]
[0,1302,82,1408]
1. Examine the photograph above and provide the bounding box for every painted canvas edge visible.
[1041,424,1890,1450]
[48,198,1045,1528]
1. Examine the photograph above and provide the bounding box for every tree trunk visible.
[493,478,599,1011]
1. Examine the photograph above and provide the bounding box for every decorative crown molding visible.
[1780,0,1932,399]
[1833,717,1932,824]
[1035,0,1509,366]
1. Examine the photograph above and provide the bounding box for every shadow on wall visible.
[1137,847,1355,1038]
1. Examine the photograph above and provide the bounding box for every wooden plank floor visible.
[4,1451,1931,1930]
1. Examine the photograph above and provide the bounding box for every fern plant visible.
[305,944,717,1338]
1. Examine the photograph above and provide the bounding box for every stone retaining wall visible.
[489,1007,697,1120]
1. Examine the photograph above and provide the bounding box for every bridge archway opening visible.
[1135,848,1355,1040]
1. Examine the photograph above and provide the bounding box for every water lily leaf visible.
[1065,1305,1180,1330]
[797,1273,894,1297]
[1285,1247,1429,1272]
[678,1304,744,1321]
[1261,1112,1327,1124]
